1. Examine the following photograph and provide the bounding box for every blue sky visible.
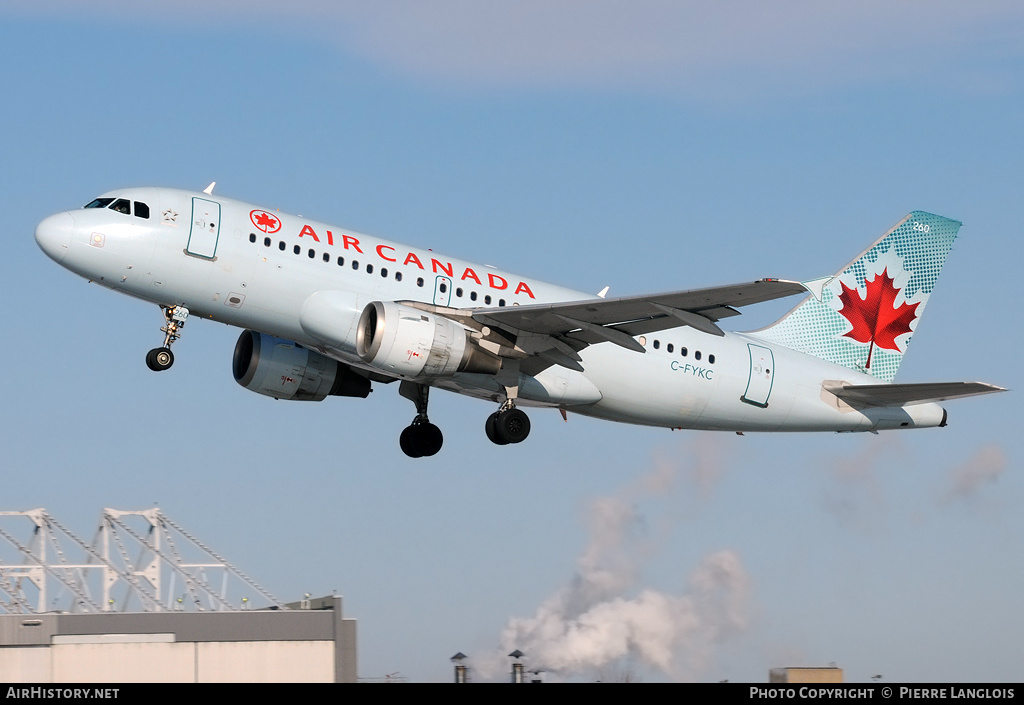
[1,2,1020,682]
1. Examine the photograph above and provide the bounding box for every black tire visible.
[485,412,508,445]
[146,348,174,370]
[400,426,423,458]
[495,408,531,444]
[415,423,443,457]
[147,347,174,371]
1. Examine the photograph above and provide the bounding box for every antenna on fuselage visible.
[203,182,216,195]
[597,286,609,298]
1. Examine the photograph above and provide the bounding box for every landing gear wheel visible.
[485,412,509,445]
[146,347,174,372]
[400,426,423,458]
[400,423,444,458]
[493,408,531,445]
[416,423,443,456]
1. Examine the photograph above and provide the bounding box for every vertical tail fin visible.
[754,211,961,382]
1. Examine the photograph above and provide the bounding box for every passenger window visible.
[337,256,345,266]
[456,287,463,297]
[695,351,702,361]
[293,245,301,255]
[680,347,688,357]
[279,241,286,251]
[109,199,131,215]
[366,264,374,274]
[484,295,492,305]
[470,291,477,301]
[249,233,256,243]
[653,340,660,349]
[439,282,447,293]
[323,253,330,263]
[708,354,716,364]
[499,299,506,307]
[352,261,359,270]
[381,268,388,277]
[134,202,150,219]
[308,249,315,259]
[264,237,271,247]
[667,343,674,353]
[417,277,424,287]
[395,272,403,282]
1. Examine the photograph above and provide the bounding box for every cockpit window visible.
[83,197,150,219]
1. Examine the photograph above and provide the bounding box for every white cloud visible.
[942,445,1007,502]
[7,1,1023,100]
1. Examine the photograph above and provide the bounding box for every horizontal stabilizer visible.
[823,381,1006,407]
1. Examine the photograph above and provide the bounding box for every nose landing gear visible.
[146,305,188,372]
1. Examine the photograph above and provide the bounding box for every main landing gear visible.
[398,382,444,458]
[145,305,188,372]
[484,402,531,446]
[397,381,532,458]
[485,376,531,445]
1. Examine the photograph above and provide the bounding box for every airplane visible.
[34,185,1004,457]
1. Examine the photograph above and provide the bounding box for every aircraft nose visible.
[35,212,74,263]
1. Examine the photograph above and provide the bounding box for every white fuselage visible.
[35,187,945,433]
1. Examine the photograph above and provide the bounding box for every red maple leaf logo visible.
[249,209,281,233]
[836,267,919,369]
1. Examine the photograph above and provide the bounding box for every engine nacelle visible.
[356,301,501,377]
[233,330,371,401]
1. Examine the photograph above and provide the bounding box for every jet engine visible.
[232,330,370,401]
[356,301,501,377]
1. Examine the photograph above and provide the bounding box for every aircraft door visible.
[433,276,452,306]
[187,197,221,259]
[741,343,774,408]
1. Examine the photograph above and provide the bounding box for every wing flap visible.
[823,381,1006,407]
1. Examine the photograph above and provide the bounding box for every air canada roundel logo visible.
[249,209,282,234]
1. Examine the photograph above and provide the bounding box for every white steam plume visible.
[485,450,748,681]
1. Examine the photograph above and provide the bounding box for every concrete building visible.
[0,595,355,683]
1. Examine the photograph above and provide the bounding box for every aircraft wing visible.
[462,278,806,373]
[823,382,1006,407]
[474,278,805,338]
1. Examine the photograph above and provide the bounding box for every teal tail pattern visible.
[754,211,961,382]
